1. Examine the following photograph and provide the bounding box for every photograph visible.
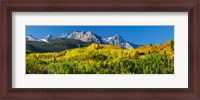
[26,26,174,74]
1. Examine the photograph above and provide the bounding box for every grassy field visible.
[26,40,174,74]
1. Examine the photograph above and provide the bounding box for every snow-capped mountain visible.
[105,34,125,44]
[26,35,40,41]
[26,31,140,49]
[57,33,68,39]
[41,34,55,42]
[67,31,103,43]
[104,34,134,49]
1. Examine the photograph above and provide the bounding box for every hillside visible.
[136,40,174,58]
[26,40,174,74]
[26,38,91,52]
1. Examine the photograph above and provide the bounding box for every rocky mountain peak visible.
[26,31,140,49]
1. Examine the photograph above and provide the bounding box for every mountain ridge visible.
[26,31,140,49]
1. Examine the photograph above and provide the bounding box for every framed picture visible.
[0,0,199,100]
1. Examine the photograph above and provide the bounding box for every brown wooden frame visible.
[0,0,199,100]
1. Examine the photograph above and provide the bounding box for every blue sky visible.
[26,26,174,45]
